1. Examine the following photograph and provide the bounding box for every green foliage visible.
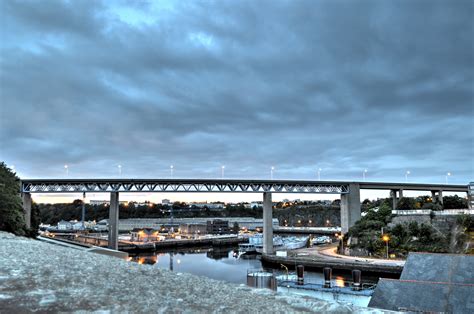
[396,197,417,210]
[443,195,468,209]
[347,202,393,255]
[456,214,474,232]
[0,162,27,236]
[347,196,471,257]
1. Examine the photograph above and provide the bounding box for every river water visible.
[130,246,379,286]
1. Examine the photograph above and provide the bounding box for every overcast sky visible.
[1,0,473,193]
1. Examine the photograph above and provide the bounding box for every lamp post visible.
[271,166,275,180]
[221,165,225,179]
[64,164,69,177]
[382,234,390,259]
[445,172,451,184]
[118,164,122,176]
[170,165,174,178]
[318,168,322,180]
[336,233,344,254]
[363,169,368,181]
[405,170,410,182]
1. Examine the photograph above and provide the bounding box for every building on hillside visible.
[89,200,110,206]
[206,219,229,234]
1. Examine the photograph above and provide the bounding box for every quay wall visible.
[261,254,403,277]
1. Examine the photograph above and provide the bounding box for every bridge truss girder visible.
[20,180,350,194]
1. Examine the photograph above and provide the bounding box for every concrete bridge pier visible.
[108,192,119,250]
[391,189,404,210]
[262,192,274,254]
[341,183,361,234]
[431,190,443,205]
[21,192,32,229]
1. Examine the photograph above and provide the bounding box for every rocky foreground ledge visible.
[0,232,386,313]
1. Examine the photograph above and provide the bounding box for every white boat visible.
[239,242,257,253]
[239,234,308,254]
[312,236,332,245]
[281,236,309,250]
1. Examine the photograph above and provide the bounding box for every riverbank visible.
[0,232,391,313]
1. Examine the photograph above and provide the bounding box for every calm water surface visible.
[130,246,379,286]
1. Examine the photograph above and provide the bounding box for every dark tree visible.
[0,162,28,236]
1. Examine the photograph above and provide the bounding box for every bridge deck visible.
[20,179,468,193]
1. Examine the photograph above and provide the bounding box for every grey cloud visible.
[0,0,473,184]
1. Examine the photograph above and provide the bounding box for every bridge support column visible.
[108,192,119,250]
[263,192,273,254]
[431,190,444,205]
[469,183,473,209]
[391,189,403,210]
[341,183,361,234]
[21,193,32,229]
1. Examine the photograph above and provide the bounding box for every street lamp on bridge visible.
[221,165,225,179]
[446,172,451,184]
[118,164,122,176]
[170,165,174,178]
[317,168,322,180]
[405,170,410,182]
[64,164,69,177]
[270,166,275,180]
[363,169,368,181]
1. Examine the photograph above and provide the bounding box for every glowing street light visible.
[405,170,410,182]
[118,164,122,176]
[317,168,322,180]
[363,169,368,181]
[221,165,225,179]
[271,166,275,180]
[170,165,174,178]
[64,164,69,177]
[382,234,390,259]
[445,172,451,184]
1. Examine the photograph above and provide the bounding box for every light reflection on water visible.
[130,247,378,286]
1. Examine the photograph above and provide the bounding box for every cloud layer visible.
[1,0,473,184]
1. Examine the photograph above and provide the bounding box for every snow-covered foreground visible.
[0,232,389,313]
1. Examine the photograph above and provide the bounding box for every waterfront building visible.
[130,228,163,242]
[57,220,73,230]
[179,223,207,235]
[99,217,278,232]
[206,219,230,234]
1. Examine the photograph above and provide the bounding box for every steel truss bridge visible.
[20,178,471,252]
[20,179,350,194]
